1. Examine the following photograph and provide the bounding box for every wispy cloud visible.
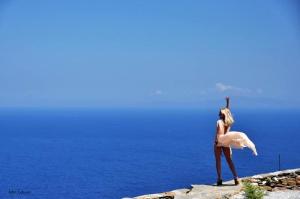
[151,89,164,96]
[216,83,234,92]
[215,82,263,95]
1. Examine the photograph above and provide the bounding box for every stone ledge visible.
[125,168,300,199]
[242,168,300,192]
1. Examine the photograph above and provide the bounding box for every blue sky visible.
[0,0,299,108]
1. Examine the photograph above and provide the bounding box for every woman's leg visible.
[214,145,222,180]
[222,147,238,179]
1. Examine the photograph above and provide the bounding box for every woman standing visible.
[214,97,257,186]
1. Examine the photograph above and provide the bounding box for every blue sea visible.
[0,108,299,199]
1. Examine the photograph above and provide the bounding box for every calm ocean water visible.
[0,108,299,199]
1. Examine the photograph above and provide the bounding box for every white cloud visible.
[215,83,262,95]
[151,89,163,96]
[216,83,234,92]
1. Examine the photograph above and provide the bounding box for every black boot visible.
[234,178,240,185]
[217,179,222,186]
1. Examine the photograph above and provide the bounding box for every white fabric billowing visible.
[217,120,258,156]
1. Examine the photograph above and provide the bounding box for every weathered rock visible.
[280,179,288,186]
[265,177,272,186]
[287,179,297,186]
[261,186,273,191]
[272,187,286,191]
[261,181,267,185]
[272,177,279,182]
[286,186,294,190]
[275,183,285,187]
[261,190,300,199]
[251,175,263,179]
[278,172,290,177]
[158,196,173,199]
[296,176,300,185]
[276,176,286,181]
[248,178,259,183]
[294,186,300,191]
[132,168,300,199]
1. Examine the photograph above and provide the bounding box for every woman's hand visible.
[215,139,218,145]
[226,96,230,108]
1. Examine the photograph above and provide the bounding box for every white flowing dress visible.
[216,120,258,156]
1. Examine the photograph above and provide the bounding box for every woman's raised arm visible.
[226,96,230,109]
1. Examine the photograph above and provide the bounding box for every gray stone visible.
[286,186,294,190]
[252,175,263,179]
[296,176,300,185]
[132,168,300,199]
[278,172,293,177]
[275,183,285,187]
[249,178,260,183]
[287,179,297,186]
[264,190,300,199]
[273,177,279,182]
[261,186,273,191]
